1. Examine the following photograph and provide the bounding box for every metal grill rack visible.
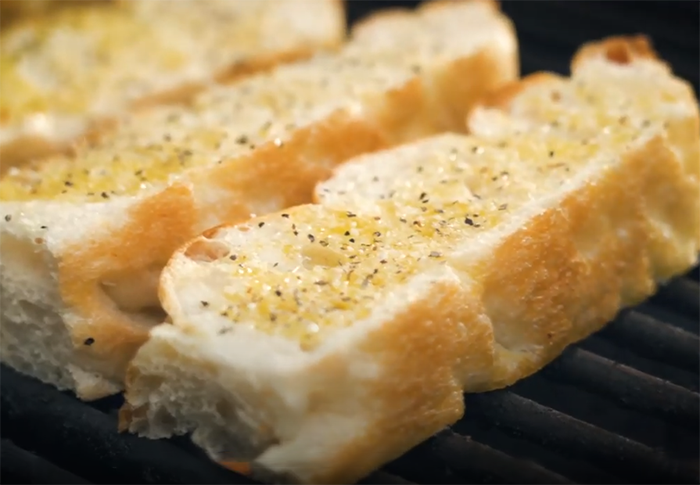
[1,2,698,484]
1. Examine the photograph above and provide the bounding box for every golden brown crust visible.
[0,0,110,27]
[571,35,661,71]
[190,110,391,227]
[477,72,563,110]
[295,278,493,484]
[352,0,500,38]
[0,136,70,177]
[486,135,697,389]
[59,184,199,394]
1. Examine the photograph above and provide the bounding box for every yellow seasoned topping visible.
[0,4,497,202]
[209,208,437,350]
[202,128,640,350]
[0,0,336,121]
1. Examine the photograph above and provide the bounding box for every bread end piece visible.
[121,202,496,483]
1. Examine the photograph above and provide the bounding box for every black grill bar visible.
[1,439,91,484]
[599,310,700,372]
[431,430,573,484]
[359,471,416,485]
[653,278,700,319]
[468,391,699,484]
[542,347,699,427]
[0,365,254,485]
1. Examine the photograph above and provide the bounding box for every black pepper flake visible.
[4,215,11,222]
[275,290,282,297]
[40,225,47,229]
[258,222,265,228]
[293,231,299,236]
[236,135,249,144]
[429,251,441,258]
[314,280,328,286]
[498,203,508,211]
[464,217,474,226]
[349,238,355,243]
[307,234,315,242]
[320,240,329,247]
[64,181,73,187]
[344,231,351,236]
[229,255,238,261]
[270,313,277,322]
[380,259,387,264]
[84,338,95,346]
[373,231,381,237]
[346,211,357,218]
[101,192,109,199]
[281,214,290,218]
[201,301,210,307]
[549,150,555,158]
[419,192,427,201]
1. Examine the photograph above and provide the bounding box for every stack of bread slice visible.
[0,0,518,400]
[2,1,698,483]
[120,37,700,484]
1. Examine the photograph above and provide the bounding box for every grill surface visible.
[1,2,699,484]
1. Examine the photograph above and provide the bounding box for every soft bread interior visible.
[122,38,700,484]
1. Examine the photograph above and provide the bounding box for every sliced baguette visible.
[120,37,700,484]
[0,0,345,170]
[0,0,518,400]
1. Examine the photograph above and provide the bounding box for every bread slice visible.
[120,37,699,484]
[0,0,345,171]
[0,0,518,400]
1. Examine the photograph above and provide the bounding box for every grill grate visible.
[2,2,699,484]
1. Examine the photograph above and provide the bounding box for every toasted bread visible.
[120,37,699,484]
[0,0,345,171]
[0,0,518,400]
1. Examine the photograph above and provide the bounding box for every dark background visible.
[346,1,699,95]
